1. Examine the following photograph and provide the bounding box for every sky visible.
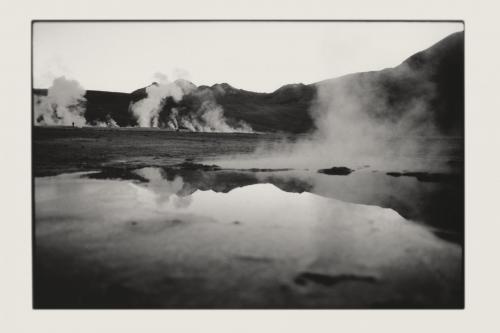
[33,21,463,93]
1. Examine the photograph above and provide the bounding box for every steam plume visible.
[131,72,253,133]
[207,64,450,172]
[131,75,185,127]
[34,76,87,126]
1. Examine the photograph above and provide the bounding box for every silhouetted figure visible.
[72,122,74,128]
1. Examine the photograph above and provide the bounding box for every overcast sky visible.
[33,21,463,93]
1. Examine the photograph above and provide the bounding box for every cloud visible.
[131,72,253,133]
[34,76,87,126]
[205,64,450,172]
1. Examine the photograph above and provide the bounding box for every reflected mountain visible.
[86,165,313,196]
[85,165,463,244]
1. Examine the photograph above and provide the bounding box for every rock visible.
[294,272,378,287]
[174,162,221,171]
[318,166,353,176]
[386,172,461,183]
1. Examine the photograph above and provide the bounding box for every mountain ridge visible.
[33,31,464,135]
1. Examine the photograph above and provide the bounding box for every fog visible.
[130,72,253,133]
[34,76,87,126]
[206,63,451,172]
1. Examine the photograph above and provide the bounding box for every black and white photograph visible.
[31,20,464,309]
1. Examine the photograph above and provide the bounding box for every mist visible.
[131,73,253,133]
[34,76,87,126]
[132,84,183,127]
[206,63,451,172]
[34,76,121,128]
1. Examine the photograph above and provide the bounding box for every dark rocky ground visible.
[33,126,287,176]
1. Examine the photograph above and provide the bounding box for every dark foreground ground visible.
[33,127,464,308]
[33,126,287,176]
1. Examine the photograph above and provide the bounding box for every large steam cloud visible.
[34,76,87,126]
[207,63,449,172]
[34,76,119,128]
[131,73,253,133]
[131,75,186,127]
[34,73,252,132]
[301,65,444,171]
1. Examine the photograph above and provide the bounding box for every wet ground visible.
[33,127,464,308]
[33,126,286,176]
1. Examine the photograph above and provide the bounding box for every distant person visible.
[72,122,74,128]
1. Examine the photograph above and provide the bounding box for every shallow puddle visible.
[34,169,462,308]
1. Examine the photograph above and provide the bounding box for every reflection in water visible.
[87,165,463,242]
[133,168,186,206]
[35,170,462,308]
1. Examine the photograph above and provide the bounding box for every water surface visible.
[35,169,462,308]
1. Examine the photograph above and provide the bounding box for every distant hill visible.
[315,31,464,135]
[33,31,463,135]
